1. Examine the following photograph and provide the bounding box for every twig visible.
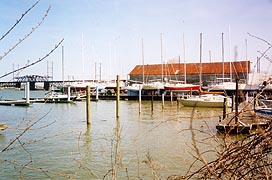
[0,38,64,79]
[0,0,41,42]
[0,6,51,61]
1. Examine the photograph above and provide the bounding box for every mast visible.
[81,33,85,82]
[62,45,64,84]
[141,38,145,83]
[199,32,203,85]
[183,33,186,84]
[245,39,248,84]
[222,33,225,83]
[228,26,232,82]
[160,33,163,82]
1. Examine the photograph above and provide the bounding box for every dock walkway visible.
[216,102,270,134]
[0,100,31,106]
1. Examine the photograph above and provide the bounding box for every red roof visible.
[129,61,250,75]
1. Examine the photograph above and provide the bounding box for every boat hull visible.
[164,85,200,91]
[178,94,230,108]
[178,98,224,108]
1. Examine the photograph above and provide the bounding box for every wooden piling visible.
[67,86,71,101]
[25,82,30,104]
[162,93,165,109]
[86,85,91,125]
[223,97,227,119]
[235,78,239,124]
[151,91,154,111]
[139,85,142,114]
[116,75,120,118]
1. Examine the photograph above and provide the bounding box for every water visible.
[0,89,223,179]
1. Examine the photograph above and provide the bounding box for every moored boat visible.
[178,94,230,108]
[164,83,200,91]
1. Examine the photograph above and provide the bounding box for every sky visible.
[0,0,272,81]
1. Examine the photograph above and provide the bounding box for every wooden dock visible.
[0,100,31,106]
[216,102,270,134]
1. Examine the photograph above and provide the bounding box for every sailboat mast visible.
[81,33,85,82]
[228,26,232,82]
[62,45,64,84]
[141,38,145,83]
[183,33,186,84]
[222,33,225,83]
[245,39,248,84]
[199,32,203,85]
[160,33,163,83]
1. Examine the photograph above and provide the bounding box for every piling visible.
[151,91,154,111]
[231,95,235,112]
[223,97,227,119]
[162,93,165,109]
[116,75,120,118]
[235,78,239,124]
[170,91,173,102]
[25,82,30,104]
[139,85,142,113]
[86,85,91,125]
[67,86,71,101]
[95,86,99,100]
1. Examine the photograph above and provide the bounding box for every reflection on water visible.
[0,90,225,179]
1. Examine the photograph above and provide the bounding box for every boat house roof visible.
[129,61,250,76]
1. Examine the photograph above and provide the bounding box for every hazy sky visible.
[0,0,272,81]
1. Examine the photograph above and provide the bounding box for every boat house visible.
[128,60,250,86]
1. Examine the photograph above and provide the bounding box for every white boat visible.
[178,94,231,108]
[44,91,77,103]
[210,81,247,91]
[142,81,164,90]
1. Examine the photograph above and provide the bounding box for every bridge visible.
[0,75,66,90]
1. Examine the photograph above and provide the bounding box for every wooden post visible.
[25,82,30,104]
[170,91,173,102]
[223,97,227,119]
[232,95,235,112]
[162,93,165,109]
[86,85,91,125]
[67,86,71,101]
[95,86,99,100]
[139,85,142,114]
[235,78,239,124]
[116,75,120,118]
[151,91,154,112]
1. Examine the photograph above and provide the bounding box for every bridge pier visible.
[15,82,21,89]
[29,82,36,90]
[44,82,50,91]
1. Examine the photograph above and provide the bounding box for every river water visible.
[0,89,223,180]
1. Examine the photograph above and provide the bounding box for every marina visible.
[0,89,225,179]
[0,1,272,178]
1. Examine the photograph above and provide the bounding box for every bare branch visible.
[0,5,51,61]
[0,38,64,79]
[0,0,41,42]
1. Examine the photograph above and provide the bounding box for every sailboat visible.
[177,33,231,108]
[164,33,201,92]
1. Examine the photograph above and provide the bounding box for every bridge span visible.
[0,75,91,90]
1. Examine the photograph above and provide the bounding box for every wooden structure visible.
[129,60,250,85]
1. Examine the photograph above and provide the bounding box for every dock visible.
[0,100,31,106]
[216,102,270,134]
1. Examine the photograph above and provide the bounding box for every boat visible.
[177,94,231,108]
[164,83,200,91]
[142,81,164,90]
[255,107,272,117]
[44,90,77,103]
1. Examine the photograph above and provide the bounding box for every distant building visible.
[128,60,250,85]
